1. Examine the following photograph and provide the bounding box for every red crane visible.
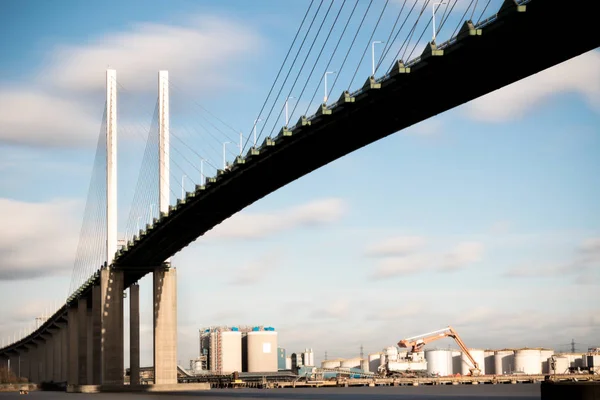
[397,326,481,376]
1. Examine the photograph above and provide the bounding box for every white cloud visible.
[229,251,282,286]
[0,14,262,148]
[207,198,348,240]
[489,220,513,234]
[465,49,600,122]
[0,198,81,280]
[0,89,100,147]
[439,241,484,271]
[502,237,600,284]
[365,235,426,257]
[311,300,350,320]
[41,16,262,94]
[369,239,485,279]
[369,254,430,279]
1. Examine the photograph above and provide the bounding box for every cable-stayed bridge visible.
[1,0,598,391]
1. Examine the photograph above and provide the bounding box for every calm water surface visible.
[0,384,541,399]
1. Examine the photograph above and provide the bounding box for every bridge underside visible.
[115,0,600,286]
[2,0,600,386]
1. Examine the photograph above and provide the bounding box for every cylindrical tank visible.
[246,331,278,372]
[514,349,542,374]
[309,349,315,367]
[368,353,381,373]
[360,359,369,372]
[549,356,569,374]
[484,350,495,375]
[452,350,462,375]
[425,349,453,376]
[462,349,485,375]
[321,359,341,369]
[212,330,242,374]
[385,346,398,362]
[540,349,554,373]
[303,349,310,366]
[341,357,361,369]
[564,353,585,368]
[380,353,386,366]
[494,350,515,375]
[285,356,292,370]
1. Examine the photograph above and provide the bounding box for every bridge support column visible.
[100,268,124,385]
[77,298,88,384]
[91,284,102,384]
[44,334,54,382]
[53,326,64,382]
[130,283,140,385]
[8,353,19,380]
[20,350,29,382]
[60,327,68,382]
[0,355,8,372]
[67,304,79,386]
[29,345,39,384]
[153,266,177,384]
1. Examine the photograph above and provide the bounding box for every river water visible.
[0,384,541,399]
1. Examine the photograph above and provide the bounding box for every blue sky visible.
[0,0,599,368]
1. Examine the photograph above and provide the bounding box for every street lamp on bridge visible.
[324,71,336,104]
[253,118,262,148]
[285,96,295,127]
[222,142,231,170]
[200,158,205,186]
[371,41,384,76]
[181,175,187,199]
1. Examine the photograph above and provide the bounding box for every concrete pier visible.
[67,305,79,386]
[153,266,177,384]
[100,268,124,385]
[130,283,140,385]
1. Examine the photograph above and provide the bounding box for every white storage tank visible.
[425,349,453,377]
[462,349,485,375]
[494,350,514,375]
[564,353,585,368]
[586,354,600,373]
[368,353,381,373]
[360,359,369,372]
[246,330,278,372]
[309,349,315,367]
[540,349,554,373]
[514,348,542,374]
[341,357,361,369]
[452,350,462,375]
[285,356,292,370]
[321,359,341,369]
[214,331,242,374]
[549,356,569,374]
[303,349,310,366]
[484,350,495,375]
[385,346,399,362]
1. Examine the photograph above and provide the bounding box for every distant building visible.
[278,347,286,370]
[200,325,278,374]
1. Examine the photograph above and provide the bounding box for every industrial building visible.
[323,347,600,377]
[198,325,278,375]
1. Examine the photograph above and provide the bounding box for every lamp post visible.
[149,203,156,221]
[223,142,231,170]
[432,2,447,42]
[324,71,336,103]
[181,175,187,199]
[200,158,205,186]
[253,118,262,147]
[371,41,384,76]
[285,96,295,127]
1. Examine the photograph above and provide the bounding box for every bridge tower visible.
[154,70,178,385]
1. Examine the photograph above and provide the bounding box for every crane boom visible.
[397,326,481,376]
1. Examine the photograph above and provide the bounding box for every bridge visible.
[1,0,598,391]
